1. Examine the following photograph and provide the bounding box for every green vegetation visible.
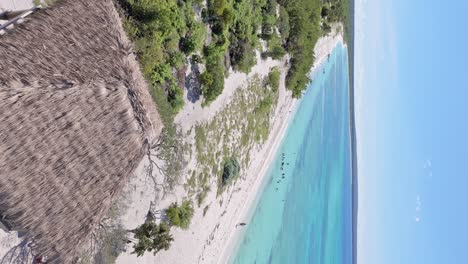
[165,200,194,229]
[119,0,205,114]
[119,0,278,107]
[276,0,322,97]
[200,0,271,103]
[131,221,173,257]
[131,199,194,257]
[261,0,278,40]
[120,0,350,106]
[202,44,226,104]
[321,0,351,38]
[268,67,281,92]
[222,158,240,186]
[277,0,350,97]
[224,0,263,73]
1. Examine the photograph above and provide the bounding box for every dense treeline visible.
[278,0,350,97]
[131,200,194,256]
[120,0,350,110]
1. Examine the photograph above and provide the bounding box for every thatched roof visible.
[0,0,162,262]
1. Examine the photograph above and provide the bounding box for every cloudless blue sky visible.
[356,0,468,263]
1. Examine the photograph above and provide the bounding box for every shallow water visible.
[232,44,352,264]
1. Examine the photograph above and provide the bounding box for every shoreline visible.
[218,29,345,264]
[216,76,298,264]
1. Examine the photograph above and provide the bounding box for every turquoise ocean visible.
[231,44,352,264]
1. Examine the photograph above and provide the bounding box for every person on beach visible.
[35,255,47,263]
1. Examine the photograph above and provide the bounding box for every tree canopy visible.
[131,221,173,257]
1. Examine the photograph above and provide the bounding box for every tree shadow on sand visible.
[185,61,202,103]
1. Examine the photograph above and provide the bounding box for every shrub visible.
[132,221,173,257]
[221,8,233,25]
[268,68,280,92]
[165,200,194,229]
[278,0,322,97]
[168,52,185,68]
[180,36,197,54]
[181,19,206,54]
[261,14,276,40]
[270,45,286,60]
[222,158,240,186]
[167,83,184,112]
[213,0,227,15]
[200,71,214,87]
[202,44,226,103]
[229,41,256,73]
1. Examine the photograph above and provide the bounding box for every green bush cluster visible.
[165,200,194,229]
[131,199,194,257]
[200,0,281,104]
[120,0,205,114]
[276,0,350,97]
[202,44,226,104]
[268,68,281,92]
[222,158,240,186]
[264,35,286,60]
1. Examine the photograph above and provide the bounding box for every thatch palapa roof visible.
[0,0,162,262]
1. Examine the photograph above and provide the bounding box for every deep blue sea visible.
[231,44,352,264]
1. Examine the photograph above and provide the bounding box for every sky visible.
[355,0,468,263]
